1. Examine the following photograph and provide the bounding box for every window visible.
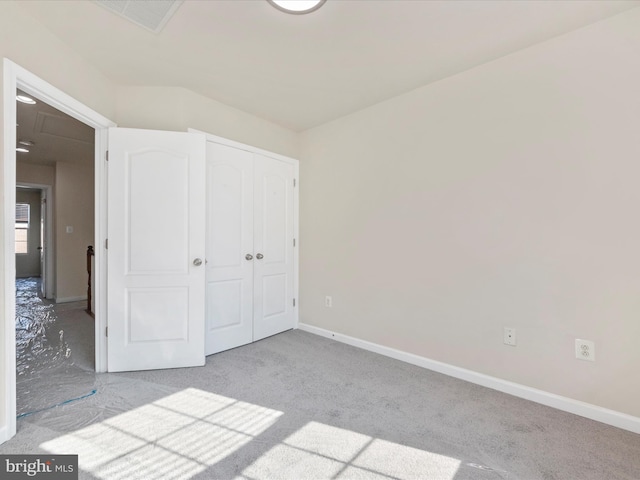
[15,203,30,254]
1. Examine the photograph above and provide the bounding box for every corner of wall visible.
[0,58,6,434]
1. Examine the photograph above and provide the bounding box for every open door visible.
[39,191,46,298]
[107,128,206,372]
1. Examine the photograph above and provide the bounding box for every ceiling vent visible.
[94,0,183,33]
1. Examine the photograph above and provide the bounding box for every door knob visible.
[193,258,203,266]
[245,254,253,261]
[256,253,264,260]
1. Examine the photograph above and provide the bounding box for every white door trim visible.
[15,182,53,297]
[2,59,115,444]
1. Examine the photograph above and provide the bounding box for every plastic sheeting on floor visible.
[15,278,97,419]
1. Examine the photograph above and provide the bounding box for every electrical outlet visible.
[503,327,516,346]
[325,296,332,307]
[575,339,595,361]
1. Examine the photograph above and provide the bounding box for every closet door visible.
[253,154,296,341]
[205,142,254,355]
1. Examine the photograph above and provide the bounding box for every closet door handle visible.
[193,258,203,266]
[245,254,253,261]
[256,253,264,260]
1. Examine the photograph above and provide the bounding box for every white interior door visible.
[205,142,254,355]
[39,191,46,298]
[253,154,295,341]
[107,127,206,372]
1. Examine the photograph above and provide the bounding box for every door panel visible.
[262,175,287,263]
[128,288,189,342]
[108,128,205,372]
[253,154,295,341]
[205,142,254,355]
[262,273,287,318]
[207,280,242,329]
[127,151,190,274]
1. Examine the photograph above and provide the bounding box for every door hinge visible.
[105,150,109,161]
[293,238,296,247]
[293,298,296,307]
[106,326,108,337]
[294,178,296,187]
[105,238,108,249]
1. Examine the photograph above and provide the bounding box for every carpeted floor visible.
[2,279,639,479]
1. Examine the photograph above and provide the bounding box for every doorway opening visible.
[3,59,115,442]
[15,89,97,418]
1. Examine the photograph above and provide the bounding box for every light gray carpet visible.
[2,286,639,479]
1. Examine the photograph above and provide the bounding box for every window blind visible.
[16,203,29,225]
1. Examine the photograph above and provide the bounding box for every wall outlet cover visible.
[575,339,595,361]
[503,327,516,346]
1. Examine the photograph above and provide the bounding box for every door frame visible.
[15,183,53,297]
[2,59,115,443]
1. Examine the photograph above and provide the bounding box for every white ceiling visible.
[17,0,640,132]
[17,90,94,167]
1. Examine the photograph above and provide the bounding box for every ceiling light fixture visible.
[267,0,326,15]
[16,94,36,105]
[16,147,29,153]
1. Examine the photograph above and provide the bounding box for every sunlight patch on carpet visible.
[240,421,461,479]
[40,388,283,480]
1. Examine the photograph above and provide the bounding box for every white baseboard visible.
[55,296,87,304]
[298,323,640,435]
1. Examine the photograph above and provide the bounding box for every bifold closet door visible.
[205,143,296,355]
[205,143,254,355]
[252,154,295,341]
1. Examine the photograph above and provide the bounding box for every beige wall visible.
[16,162,55,187]
[0,2,117,121]
[299,8,640,418]
[115,86,299,159]
[54,160,94,301]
